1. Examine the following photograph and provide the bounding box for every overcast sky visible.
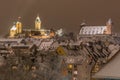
[0,0,120,36]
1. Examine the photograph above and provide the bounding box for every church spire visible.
[35,14,41,30]
[36,14,41,22]
[106,18,112,26]
[106,18,112,34]
[16,17,22,34]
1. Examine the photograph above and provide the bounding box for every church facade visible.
[79,19,112,35]
[9,15,55,38]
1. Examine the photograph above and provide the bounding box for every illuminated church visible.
[79,19,112,35]
[10,15,55,38]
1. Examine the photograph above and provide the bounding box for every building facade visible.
[79,19,112,35]
[9,15,55,38]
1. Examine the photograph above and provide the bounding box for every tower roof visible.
[80,20,87,27]
[107,18,112,25]
[35,15,41,22]
[81,22,86,26]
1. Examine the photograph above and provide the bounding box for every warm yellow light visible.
[68,64,73,69]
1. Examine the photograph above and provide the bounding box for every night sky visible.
[0,0,120,36]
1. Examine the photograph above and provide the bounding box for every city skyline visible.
[0,1,120,79]
[0,0,120,36]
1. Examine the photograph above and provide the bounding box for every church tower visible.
[79,20,86,35]
[16,17,22,34]
[35,15,41,30]
[106,18,112,34]
[10,23,17,37]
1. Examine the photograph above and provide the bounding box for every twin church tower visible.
[10,15,41,37]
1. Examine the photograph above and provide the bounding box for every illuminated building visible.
[9,15,55,38]
[106,19,112,34]
[16,17,22,34]
[35,15,41,30]
[10,24,17,37]
[79,19,112,35]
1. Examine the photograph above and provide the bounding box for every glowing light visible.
[10,25,17,31]
[36,15,41,22]
[68,64,73,69]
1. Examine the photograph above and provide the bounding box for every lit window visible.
[74,71,78,74]
[68,64,73,69]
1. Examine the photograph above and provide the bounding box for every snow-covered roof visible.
[79,26,107,35]
[10,25,17,31]
[11,44,34,49]
[0,38,23,43]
